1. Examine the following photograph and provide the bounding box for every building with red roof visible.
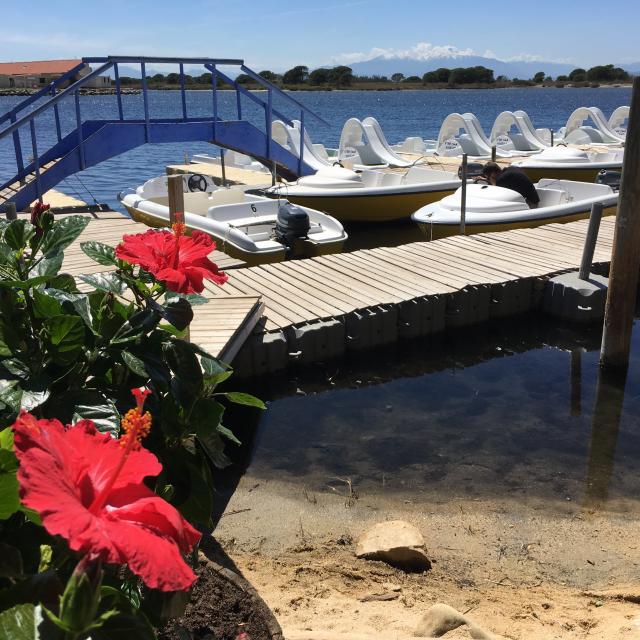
[0,59,111,89]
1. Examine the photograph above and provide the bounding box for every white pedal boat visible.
[266,165,461,222]
[512,146,624,183]
[411,179,618,240]
[118,174,347,266]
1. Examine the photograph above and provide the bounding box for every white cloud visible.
[331,41,571,66]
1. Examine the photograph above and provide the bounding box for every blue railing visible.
[0,55,326,207]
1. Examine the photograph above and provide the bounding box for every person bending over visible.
[481,162,540,208]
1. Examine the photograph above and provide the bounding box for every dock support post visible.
[600,76,640,370]
[459,153,468,235]
[578,202,604,280]
[220,148,227,188]
[491,145,496,162]
[4,202,17,220]
[550,130,554,147]
[167,174,185,227]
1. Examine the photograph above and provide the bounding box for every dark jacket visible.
[496,167,540,205]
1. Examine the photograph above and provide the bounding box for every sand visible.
[215,474,640,639]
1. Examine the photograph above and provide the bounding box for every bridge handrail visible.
[0,62,114,141]
[0,62,88,127]
[239,65,328,127]
[83,56,245,65]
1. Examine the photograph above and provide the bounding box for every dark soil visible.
[159,556,282,640]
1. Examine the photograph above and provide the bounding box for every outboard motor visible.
[275,201,310,250]
[595,169,622,191]
[458,162,485,180]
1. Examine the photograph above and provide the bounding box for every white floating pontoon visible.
[436,113,515,158]
[608,106,629,138]
[490,110,550,154]
[560,107,625,145]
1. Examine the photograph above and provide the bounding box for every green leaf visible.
[121,351,148,378]
[198,430,231,469]
[0,275,53,290]
[80,241,118,266]
[40,215,90,256]
[164,339,203,406]
[42,315,85,365]
[0,604,45,640]
[217,423,242,445]
[0,468,20,520]
[0,322,13,357]
[110,308,161,345]
[0,379,22,412]
[0,426,14,449]
[158,298,194,331]
[46,289,94,331]
[32,289,63,318]
[78,272,127,295]
[47,273,78,292]
[219,391,266,409]
[165,291,209,306]
[4,219,35,251]
[29,252,63,278]
[71,392,120,436]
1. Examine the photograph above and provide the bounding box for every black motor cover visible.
[458,162,485,180]
[595,169,622,191]
[275,201,310,246]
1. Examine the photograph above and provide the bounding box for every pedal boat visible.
[411,179,618,241]
[266,165,461,222]
[513,147,623,183]
[118,174,347,266]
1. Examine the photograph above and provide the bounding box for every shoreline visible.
[0,83,631,97]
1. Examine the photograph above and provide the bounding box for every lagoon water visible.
[0,87,631,210]
[219,314,640,520]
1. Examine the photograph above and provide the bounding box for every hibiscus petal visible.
[101,516,197,591]
[177,231,215,263]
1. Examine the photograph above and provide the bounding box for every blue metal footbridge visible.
[0,56,325,211]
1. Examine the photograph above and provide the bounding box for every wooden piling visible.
[600,76,640,370]
[459,154,468,235]
[167,174,185,227]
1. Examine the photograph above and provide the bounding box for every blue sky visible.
[2,0,638,71]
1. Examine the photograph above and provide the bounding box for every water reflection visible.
[217,316,640,520]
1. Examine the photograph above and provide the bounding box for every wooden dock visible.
[17,205,618,377]
[26,209,261,363]
[200,216,616,377]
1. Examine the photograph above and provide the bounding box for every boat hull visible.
[124,205,345,266]
[414,204,618,241]
[282,188,456,222]
[520,165,620,183]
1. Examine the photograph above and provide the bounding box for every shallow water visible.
[0,87,631,210]
[220,314,640,518]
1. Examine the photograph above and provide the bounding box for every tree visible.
[391,72,405,83]
[151,73,165,83]
[309,68,330,85]
[328,65,354,87]
[556,75,568,82]
[404,75,421,83]
[423,68,451,83]
[165,72,180,85]
[586,64,630,82]
[448,66,494,85]
[568,68,587,82]
[235,74,253,84]
[259,70,280,83]
[533,71,545,83]
[283,65,309,84]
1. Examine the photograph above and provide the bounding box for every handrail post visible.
[179,63,187,120]
[10,112,25,179]
[29,119,42,202]
[578,202,604,280]
[298,110,305,176]
[53,102,62,142]
[459,153,468,235]
[114,63,124,120]
[74,90,85,170]
[211,65,218,141]
[141,61,149,142]
[265,89,273,162]
[236,84,242,120]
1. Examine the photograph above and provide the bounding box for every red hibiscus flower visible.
[115,223,228,294]
[12,391,201,592]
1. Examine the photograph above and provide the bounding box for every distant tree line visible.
[117,62,631,90]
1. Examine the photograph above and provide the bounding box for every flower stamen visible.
[88,388,152,514]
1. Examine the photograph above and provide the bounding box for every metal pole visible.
[550,129,554,147]
[491,145,496,162]
[601,76,640,370]
[459,153,468,235]
[578,202,604,280]
[220,148,227,188]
